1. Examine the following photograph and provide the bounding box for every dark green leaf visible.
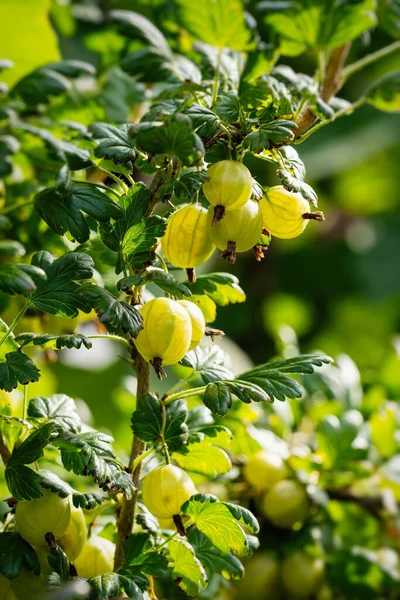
[0,134,19,176]
[122,532,168,576]
[132,114,204,166]
[121,47,175,83]
[12,67,71,105]
[0,264,46,295]
[90,122,136,163]
[181,345,234,384]
[222,503,259,534]
[366,72,400,113]
[0,533,40,579]
[15,332,92,351]
[109,9,172,56]
[203,382,232,416]
[39,470,103,510]
[185,105,222,138]
[243,120,296,152]
[0,351,41,392]
[28,251,94,318]
[47,59,96,78]
[28,394,81,432]
[131,394,188,452]
[215,92,241,123]
[222,379,271,404]
[48,546,69,581]
[118,268,191,299]
[277,169,318,206]
[187,529,244,579]
[79,284,143,337]
[88,572,144,600]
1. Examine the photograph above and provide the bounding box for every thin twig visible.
[341,40,400,83]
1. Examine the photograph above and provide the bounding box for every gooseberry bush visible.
[0,1,399,599]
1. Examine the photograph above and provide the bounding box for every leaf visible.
[366,72,400,113]
[187,529,243,579]
[121,47,176,83]
[118,268,191,299]
[48,546,69,581]
[5,423,55,500]
[109,9,172,57]
[173,437,231,477]
[39,470,103,510]
[88,573,144,600]
[35,181,124,244]
[90,122,136,163]
[181,495,248,557]
[187,272,246,306]
[15,332,92,351]
[370,407,397,458]
[0,264,46,295]
[243,120,296,152]
[238,354,332,401]
[215,92,241,123]
[176,0,251,51]
[185,105,222,139]
[133,113,204,166]
[122,532,168,576]
[28,251,94,318]
[28,394,81,433]
[203,382,232,416]
[79,284,143,337]
[277,169,318,206]
[324,0,378,49]
[131,394,189,452]
[0,351,41,393]
[0,134,19,176]
[12,66,71,105]
[222,503,259,534]
[317,411,365,468]
[0,533,40,579]
[169,538,208,596]
[181,345,234,384]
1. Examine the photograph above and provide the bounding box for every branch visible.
[341,40,400,84]
[295,43,351,139]
[0,431,11,464]
[326,488,388,519]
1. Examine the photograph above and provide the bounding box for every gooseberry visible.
[15,490,71,547]
[134,297,192,378]
[161,204,215,282]
[207,199,263,263]
[58,505,87,561]
[281,551,325,599]
[74,536,115,579]
[203,160,253,224]
[244,450,289,493]
[142,464,196,519]
[262,479,309,528]
[259,186,324,239]
[177,300,206,350]
[11,569,48,600]
[234,552,281,599]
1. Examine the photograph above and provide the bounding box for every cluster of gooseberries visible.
[244,449,309,528]
[135,159,324,377]
[7,489,115,599]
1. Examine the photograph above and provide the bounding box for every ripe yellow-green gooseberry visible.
[11,548,53,600]
[161,204,215,283]
[281,551,325,599]
[0,574,16,600]
[15,489,72,547]
[262,479,309,528]
[207,199,263,264]
[177,300,206,350]
[142,464,196,521]
[74,536,115,579]
[203,160,253,224]
[259,186,324,240]
[58,505,87,561]
[134,297,192,379]
[244,449,289,493]
[234,552,281,600]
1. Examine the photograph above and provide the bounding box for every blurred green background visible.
[1,0,400,456]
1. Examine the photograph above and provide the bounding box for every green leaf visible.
[109,9,172,57]
[131,394,189,452]
[39,470,103,510]
[238,354,332,401]
[0,533,40,579]
[187,272,246,306]
[79,284,143,337]
[35,181,124,244]
[181,495,248,557]
[28,394,81,433]
[90,122,136,163]
[187,529,244,579]
[222,503,259,534]
[28,251,94,318]
[122,532,168,576]
[118,268,191,299]
[5,423,55,500]
[215,92,241,123]
[88,572,144,600]
[48,546,69,581]
[185,105,222,139]
[324,0,378,49]
[175,0,251,51]
[12,66,71,105]
[47,59,96,78]
[173,437,231,477]
[0,134,19,176]
[0,264,46,295]
[121,47,176,83]
[181,346,234,384]
[317,411,365,468]
[15,332,92,351]
[0,351,41,393]
[133,113,204,166]
[243,120,296,152]
[203,382,232,416]
[168,538,208,596]
[366,72,400,113]
[277,169,318,206]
